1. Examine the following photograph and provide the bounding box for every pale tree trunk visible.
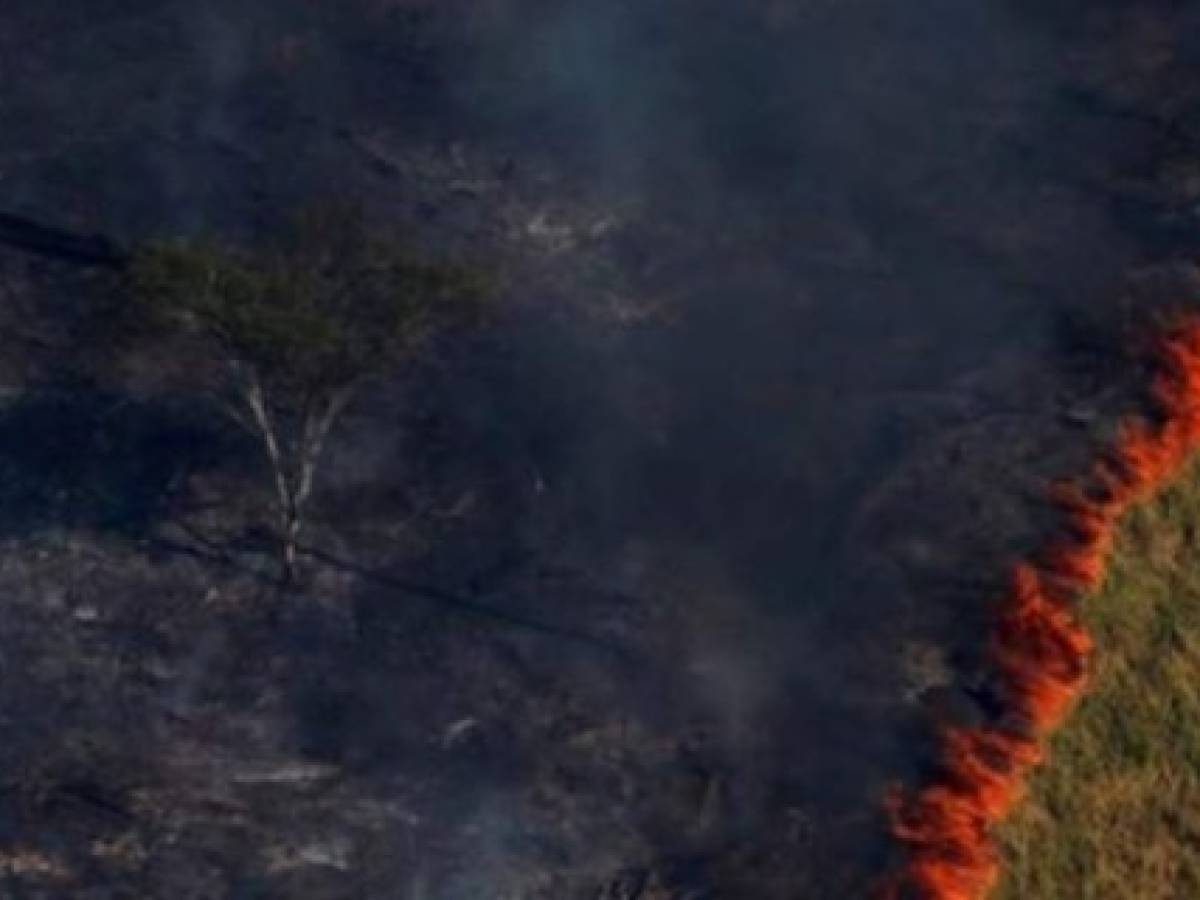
[223,364,356,584]
[279,385,355,582]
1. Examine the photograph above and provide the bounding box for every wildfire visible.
[880,314,1200,899]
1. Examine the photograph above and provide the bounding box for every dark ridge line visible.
[0,211,129,268]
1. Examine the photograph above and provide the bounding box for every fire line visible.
[879,314,1200,900]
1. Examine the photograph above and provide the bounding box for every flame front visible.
[880,315,1200,899]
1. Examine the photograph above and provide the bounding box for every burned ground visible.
[0,2,1194,897]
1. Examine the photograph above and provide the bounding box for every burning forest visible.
[0,1,1197,898]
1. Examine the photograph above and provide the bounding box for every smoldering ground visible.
[0,1,1170,896]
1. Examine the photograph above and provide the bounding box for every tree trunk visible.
[279,385,355,582]
[235,371,301,584]
[228,369,356,586]
[281,506,302,584]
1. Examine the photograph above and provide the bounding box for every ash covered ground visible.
[0,2,1194,897]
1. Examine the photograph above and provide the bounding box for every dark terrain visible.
[0,2,1195,897]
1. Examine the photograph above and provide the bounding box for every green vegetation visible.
[114,203,490,582]
[995,463,1200,899]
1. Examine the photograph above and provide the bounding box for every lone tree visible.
[119,204,489,582]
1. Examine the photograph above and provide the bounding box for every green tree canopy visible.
[116,203,492,582]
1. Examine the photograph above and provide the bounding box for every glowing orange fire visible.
[880,314,1200,899]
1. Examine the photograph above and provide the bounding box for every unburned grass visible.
[995,462,1200,899]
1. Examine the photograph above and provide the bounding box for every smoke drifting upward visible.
[0,1,1176,896]
[883,314,1200,899]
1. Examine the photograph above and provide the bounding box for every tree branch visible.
[293,383,357,520]
[238,366,293,521]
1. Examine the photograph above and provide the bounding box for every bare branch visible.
[240,368,292,518]
[293,383,357,516]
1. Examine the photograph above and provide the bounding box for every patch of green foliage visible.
[123,202,491,399]
[995,463,1200,899]
[108,202,492,581]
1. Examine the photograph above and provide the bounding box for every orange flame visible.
[880,314,1200,899]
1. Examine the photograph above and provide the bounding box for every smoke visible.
[0,1,1164,896]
